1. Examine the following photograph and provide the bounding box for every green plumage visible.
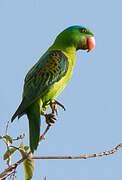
[11,26,95,153]
[26,100,42,153]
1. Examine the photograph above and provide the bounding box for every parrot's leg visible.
[50,100,58,115]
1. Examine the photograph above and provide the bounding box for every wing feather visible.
[22,50,68,110]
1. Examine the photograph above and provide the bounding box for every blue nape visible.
[66,25,85,31]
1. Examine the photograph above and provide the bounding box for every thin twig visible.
[39,125,51,144]
[5,121,10,136]
[0,125,51,179]
[13,133,26,141]
[1,170,16,180]
[5,121,11,167]
[32,143,122,160]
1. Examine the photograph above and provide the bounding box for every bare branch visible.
[13,133,26,141]
[5,121,11,167]
[39,125,51,144]
[44,176,47,180]
[5,121,10,136]
[0,122,122,179]
[32,143,122,160]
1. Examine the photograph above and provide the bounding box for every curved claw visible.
[50,100,66,116]
[53,100,66,111]
[45,113,57,126]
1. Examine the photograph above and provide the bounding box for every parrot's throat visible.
[62,46,76,66]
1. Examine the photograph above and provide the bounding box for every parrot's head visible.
[54,25,95,52]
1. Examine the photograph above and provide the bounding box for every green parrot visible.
[11,25,95,153]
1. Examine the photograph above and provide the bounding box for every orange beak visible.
[87,36,95,52]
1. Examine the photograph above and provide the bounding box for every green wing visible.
[11,50,68,120]
[23,49,68,102]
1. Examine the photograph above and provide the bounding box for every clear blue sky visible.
[0,0,122,179]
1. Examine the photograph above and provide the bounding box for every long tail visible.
[26,100,42,153]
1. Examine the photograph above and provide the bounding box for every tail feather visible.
[11,103,23,122]
[27,100,42,153]
[11,97,42,153]
[11,98,27,122]
[11,111,19,122]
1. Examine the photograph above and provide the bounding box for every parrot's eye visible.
[81,28,87,34]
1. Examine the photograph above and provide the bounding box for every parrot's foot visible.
[41,100,66,126]
[45,113,57,125]
[41,110,57,126]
